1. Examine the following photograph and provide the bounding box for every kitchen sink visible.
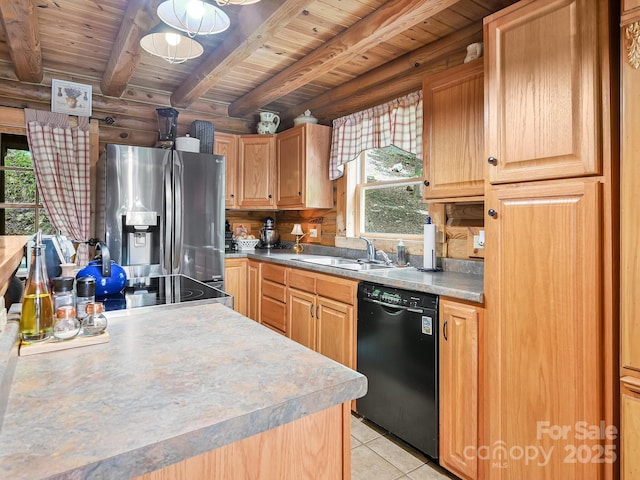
[292,256,395,270]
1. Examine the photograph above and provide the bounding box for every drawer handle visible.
[309,304,314,318]
[316,305,319,319]
[443,319,448,341]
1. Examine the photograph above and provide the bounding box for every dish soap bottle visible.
[20,231,54,343]
[397,239,407,266]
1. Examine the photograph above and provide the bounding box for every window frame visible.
[346,149,426,241]
[0,133,47,235]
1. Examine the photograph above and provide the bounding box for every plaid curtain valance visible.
[329,90,423,180]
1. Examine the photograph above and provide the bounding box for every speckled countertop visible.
[228,250,485,304]
[0,303,367,480]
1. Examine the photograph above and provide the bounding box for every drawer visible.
[288,269,316,293]
[261,297,286,334]
[317,275,357,305]
[262,263,286,284]
[262,279,286,303]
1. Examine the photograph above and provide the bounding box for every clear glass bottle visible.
[53,305,80,340]
[82,302,107,336]
[396,239,407,266]
[20,234,54,343]
[52,277,75,311]
[76,276,96,322]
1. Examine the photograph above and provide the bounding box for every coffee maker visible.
[260,217,279,249]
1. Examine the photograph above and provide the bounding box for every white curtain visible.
[24,109,91,266]
[329,91,423,180]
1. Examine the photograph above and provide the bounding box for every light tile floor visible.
[351,414,459,480]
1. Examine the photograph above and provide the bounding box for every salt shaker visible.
[76,276,96,322]
[53,306,80,340]
[82,302,107,336]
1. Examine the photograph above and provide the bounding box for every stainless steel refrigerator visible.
[95,144,225,287]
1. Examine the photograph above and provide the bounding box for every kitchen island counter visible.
[0,303,367,479]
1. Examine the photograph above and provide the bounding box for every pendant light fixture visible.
[140,24,204,64]
[214,0,262,5]
[157,0,230,37]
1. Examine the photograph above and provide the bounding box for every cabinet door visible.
[214,132,238,209]
[277,127,304,208]
[621,18,640,373]
[238,135,276,209]
[484,180,603,478]
[439,299,479,480]
[288,289,316,350]
[224,258,247,316]
[247,260,261,322]
[484,0,602,183]
[621,377,640,479]
[423,60,484,201]
[316,296,353,369]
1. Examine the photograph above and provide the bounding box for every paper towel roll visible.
[424,224,436,270]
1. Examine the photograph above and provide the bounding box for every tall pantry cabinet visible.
[621,2,640,478]
[483,0,618,479]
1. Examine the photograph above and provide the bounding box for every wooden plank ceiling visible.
[0,0,517,137]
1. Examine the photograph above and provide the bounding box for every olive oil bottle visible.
[20,232,54,343]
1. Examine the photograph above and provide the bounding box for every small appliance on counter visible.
[259,217,279,249]
[225,220,237,252]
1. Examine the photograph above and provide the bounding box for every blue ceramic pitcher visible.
[76,243,127,296]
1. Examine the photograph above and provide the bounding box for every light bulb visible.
[187,0,205,20]
[165,32,182,46]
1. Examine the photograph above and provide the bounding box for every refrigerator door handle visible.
[173,155,183,273]
[163,155,172,274]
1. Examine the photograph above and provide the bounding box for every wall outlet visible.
[309,228,318,238]
[306,223,321,243]
[473,230,485,249]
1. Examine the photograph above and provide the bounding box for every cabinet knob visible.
[230,194,234,198]
[423,180,430,187]
[488,156,498,166]
[268,194,272,199]
[298,192,302,196]
[488,209,498,218]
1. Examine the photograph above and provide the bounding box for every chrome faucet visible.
[376,250,393,265]
[359,236,376,262]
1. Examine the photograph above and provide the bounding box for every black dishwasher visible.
[356,282,439,459]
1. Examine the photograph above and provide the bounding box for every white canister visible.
[175,135,200,153]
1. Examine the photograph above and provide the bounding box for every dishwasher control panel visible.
[359,282,438,310]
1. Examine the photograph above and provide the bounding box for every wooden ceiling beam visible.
[0,0,43,83]
[284,21,483,123]
[100,0,161,98]
[170,0,313,109]
[228,0,461,118]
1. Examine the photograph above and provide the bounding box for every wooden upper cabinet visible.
[276,124,333,209]
[214,132,238,209]
[422,59,484,201]
[623,0,640,18]
[484,0,603,184]
[237,135,276,209]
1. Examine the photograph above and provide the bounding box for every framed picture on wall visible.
[51,79,92,117]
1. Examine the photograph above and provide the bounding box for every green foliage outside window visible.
[1,148,56,235]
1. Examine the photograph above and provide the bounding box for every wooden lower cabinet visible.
[247,260,261,322]
[622,377,640,479]
[224,258,247,316]
[134,403,352,480]
[439,298,480,480]
[484,179,608,478]
[260,263,288,334]
[287,268,356,369]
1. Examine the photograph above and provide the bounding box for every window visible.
[0,134,55,235]
[348,145,427,238]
